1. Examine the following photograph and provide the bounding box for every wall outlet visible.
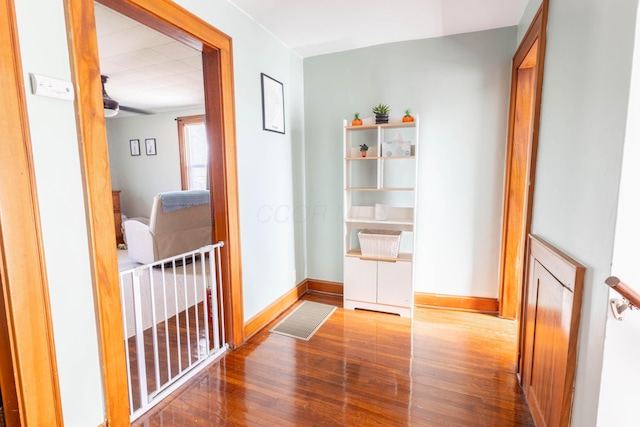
[292,269,297,284]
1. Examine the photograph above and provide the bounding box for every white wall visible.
[174,0,306,321]
[303,28,516,298]
[527,0,638,425]
[12,1,105,425]
[517,0,542,44]
[106,108,204,218]
[597,3,640,425]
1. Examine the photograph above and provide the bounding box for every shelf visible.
[345,187,415,191]
[346,206,413,228]
[345,121,416,131]
[343,116,418,318]
[345,156,416,161]
[345,217,413,226]
[346,250,412,262]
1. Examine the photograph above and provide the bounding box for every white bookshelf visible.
[342,116,419,317]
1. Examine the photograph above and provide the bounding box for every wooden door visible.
[521,236,585,427]
[498,3,548,320]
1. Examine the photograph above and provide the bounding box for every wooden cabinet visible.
[112,190,124,245]
[343,257,412,316]
[342,118,419,317]
[520,236,585,427]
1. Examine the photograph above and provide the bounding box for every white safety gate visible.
[119,242,228,420]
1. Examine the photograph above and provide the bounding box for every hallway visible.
[132,293,534,426]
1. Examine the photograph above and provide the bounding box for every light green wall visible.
[13,0,105,425]
[304,28,516,298]
[175,0,307,321]
[526,0,638,425]
[12,0,305,423]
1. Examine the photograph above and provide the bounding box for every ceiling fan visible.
[101,75,152,117]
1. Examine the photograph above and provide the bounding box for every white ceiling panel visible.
[94,0,528,116]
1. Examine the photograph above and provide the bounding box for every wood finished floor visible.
[132,293,534,426]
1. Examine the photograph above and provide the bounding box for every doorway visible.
[0,0,63,424]
[65,0,244,423]
[498,3,548,323]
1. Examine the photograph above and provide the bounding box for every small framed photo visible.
[260,73,285,134]
[129,139,140,156]
[145,138,157,156]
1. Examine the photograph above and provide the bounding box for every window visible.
[177,115,208,190]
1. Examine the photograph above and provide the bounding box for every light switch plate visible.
[30,73,74,101]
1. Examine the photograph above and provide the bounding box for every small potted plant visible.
[352,112,362,126]
[372,103,390,124]
[359,143,369,157]
[402,109,415,122]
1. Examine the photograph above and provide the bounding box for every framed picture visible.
[129,139,140,156]
[260,73,285,134]
[145,138,157,156]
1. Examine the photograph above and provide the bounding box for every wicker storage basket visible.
[358,229,401,258]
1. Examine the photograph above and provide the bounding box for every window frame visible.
[177,114,207,190]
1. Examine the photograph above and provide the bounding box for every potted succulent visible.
[352,112,362,126]
[372,103,390,124]
[402,109,415,122]
[359,143,369,157]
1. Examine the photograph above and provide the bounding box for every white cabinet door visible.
[344,257,377,303]
[377,261,412,307]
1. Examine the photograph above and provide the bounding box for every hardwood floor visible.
[132,293,534,426]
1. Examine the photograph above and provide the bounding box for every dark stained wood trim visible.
[202,46,245,349]
[243,281,308,340]
[529,236,584,293]
[64,0,130,424]
[414,293,499,314]
[498,2,548,320]
[66,0,243,424]
[307,278,343,296]
[0,0,63,424]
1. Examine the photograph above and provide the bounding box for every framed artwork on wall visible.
[145,138,157,156]
[260,73,285,134]
[129,139,140,156]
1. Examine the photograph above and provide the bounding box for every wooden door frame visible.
[0,0,64,424]
[64,0,244,424]
[498,2,548,321]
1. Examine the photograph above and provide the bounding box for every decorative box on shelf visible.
[382,132,412,157]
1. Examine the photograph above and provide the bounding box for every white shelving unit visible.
[342,117,419,317]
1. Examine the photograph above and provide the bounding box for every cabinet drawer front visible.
[377,261,412,307]
[344,257,377,303]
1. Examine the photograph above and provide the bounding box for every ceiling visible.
[94,0,528,116]
[229,0,529,58]
[94,4,204,116]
